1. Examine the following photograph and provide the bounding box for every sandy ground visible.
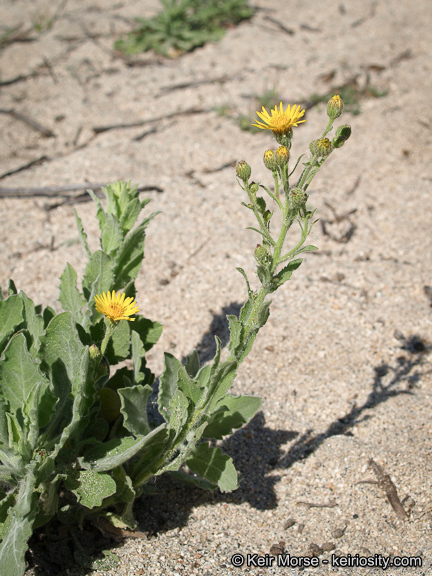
[1,0,432,574]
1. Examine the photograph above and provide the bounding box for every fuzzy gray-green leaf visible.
[186,443,238,492]
[158,353,181,422]
[59,263,86,323]
[119,385,153,436]
[203,395,261,439]
[0,295,23,355]
[65,470,116,509]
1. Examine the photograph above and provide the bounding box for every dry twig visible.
[368,459,409,521]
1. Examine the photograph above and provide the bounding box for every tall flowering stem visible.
[232,95,351,364]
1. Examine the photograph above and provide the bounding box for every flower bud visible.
[89,344,102,363]
[275,145,290,167]
[275,128,293,149]
[332,124,351,148]
[263,150,277,171]
[309,138,332,157]
[249,182,259,194]
[236,160,251,181]
[254,244,268,264]
[327,94,344,119]
[289,187,308,208]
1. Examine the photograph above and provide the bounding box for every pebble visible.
[283,518,296,530]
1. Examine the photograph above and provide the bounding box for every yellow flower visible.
[252,102,306,135]
[94,290,139,322]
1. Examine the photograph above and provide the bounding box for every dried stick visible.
[0,183,163,199]
[0,156,49,180]
[0,108,55,137]
[93,107,209,134]
[369,459,408,521]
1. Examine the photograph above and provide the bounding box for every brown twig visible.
[157,75,231,96]
[93,106,209,134]
[0,183,163,199]
[368,459,409,521]
[0,108,55,137]
[296,499,337,509]
[0,156,49,180]
[264,15,295,35]
[203,160,237,173]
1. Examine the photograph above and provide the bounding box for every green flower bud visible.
[254,244,269,264]
[275,128,293,149]
[309,138,332,157]
[327,94,344,119]
[89,344,102,363]
[275,145,290,167]
[249,182,259,194]
[263,150,277,171]
[236,160,251,181]
[332,124,352,148]
[289,187,308,208]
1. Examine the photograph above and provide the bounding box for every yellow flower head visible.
[252,102,306,135]
[95,290,139,322]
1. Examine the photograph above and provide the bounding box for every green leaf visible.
[131,317,163,353]
[7,279,18,295]
[158,353,181,422]
[0,468,39,576]
[170,469,217,491]
[18,292,45,357]
[42,306,55,328]
[294,244,318,255]
[0,295,23,355]
[119,385,153,436]
[101,214,123,257]
[227,314,242,354]
[82,250,114,305]
[239,296,254,324]
[184,350,200,378]
[273,258,303,288]
[39,312,94,445]
[255,196,266,214]
[79,424,166,472]
[127,425,169,485]
[256,264,271,286]
[0,333,50,416]
[112,213,159,286]
[203,395,261,439]
[206,361,238,413]
[131,330,145,385]
[177,365,203,404]
[74,208,91,258]
[168,389,189,440]
[65,470,116,508]
[111,466,135,504]
[120,197,141,234]
[236,267,252,296]
[87,189,106,233]
[59,263,86,323]
[186,443,238,492]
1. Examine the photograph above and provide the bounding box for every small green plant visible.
[309,79,388,115]
[115,0,254,57]
[0,96,350,575]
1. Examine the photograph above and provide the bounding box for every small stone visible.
[297,523,305,534]
[270,543,285,556]
[321,542,336,552]
[309,543,323,557]
[331,527,346,539]
[360,547,371,555]
[283,518,296,530]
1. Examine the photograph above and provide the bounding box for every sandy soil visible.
[1,0,432,575]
